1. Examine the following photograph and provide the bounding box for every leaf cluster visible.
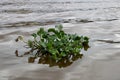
[26,25,89,61]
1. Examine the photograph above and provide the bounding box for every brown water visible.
[1,0,120,80]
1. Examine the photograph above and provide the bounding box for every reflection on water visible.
[16,43,90,68]
[28,54,83,68]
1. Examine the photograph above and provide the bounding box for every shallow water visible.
[0,0,120,80]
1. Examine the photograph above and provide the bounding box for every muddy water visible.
[1,0,120,80]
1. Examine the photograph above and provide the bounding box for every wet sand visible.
[0,0,120,80]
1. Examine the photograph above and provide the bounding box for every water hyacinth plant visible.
[16,24,89,67]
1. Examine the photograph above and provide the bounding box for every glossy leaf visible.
[21,25,89,61]
[31,33,37,38]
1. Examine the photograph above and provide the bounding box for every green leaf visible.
[60,52,66,57]
[31,33,37,38]
[48,28,58,34]
[27,40,33,48]
[39,42,46,48]
[55,24,63,31]
[37,28,45,36]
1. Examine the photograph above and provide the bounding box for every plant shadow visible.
[28,54,83,68]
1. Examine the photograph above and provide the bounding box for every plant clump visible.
[16,24,89,66]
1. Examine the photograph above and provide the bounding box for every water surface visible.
[0,0,120,80]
